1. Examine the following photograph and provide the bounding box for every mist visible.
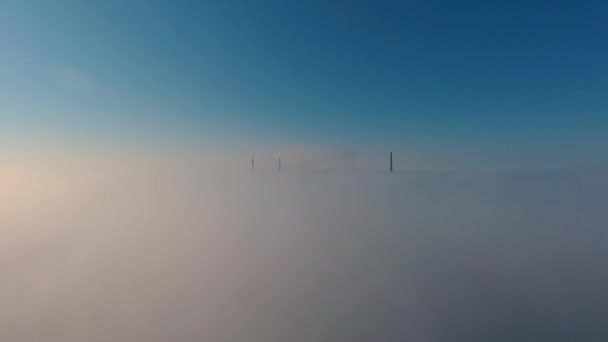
[2,155,608,341]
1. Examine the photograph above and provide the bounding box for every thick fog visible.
[2,157,608,341]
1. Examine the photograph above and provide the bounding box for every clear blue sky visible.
[2,1,607,166]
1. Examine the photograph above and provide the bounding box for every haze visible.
[2,155,607,341]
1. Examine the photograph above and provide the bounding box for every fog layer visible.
[2,160,608,341]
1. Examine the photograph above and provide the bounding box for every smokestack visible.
[252,158,254,171]
[278,158,281,173]
[390,152,393,173]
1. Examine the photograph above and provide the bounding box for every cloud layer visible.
[2,157,608,341]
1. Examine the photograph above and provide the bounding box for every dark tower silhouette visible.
[278,158,281,172]
[390,152,393,173]
[252,158,254,171]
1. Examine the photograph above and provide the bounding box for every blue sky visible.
[1,0,607,167]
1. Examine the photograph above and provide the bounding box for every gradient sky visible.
[1,0,607,167]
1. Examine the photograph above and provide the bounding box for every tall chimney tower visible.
[252,158,254,171]
[278,158,281,173]
[390,152,393,173]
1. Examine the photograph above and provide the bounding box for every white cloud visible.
[2,155,608,341]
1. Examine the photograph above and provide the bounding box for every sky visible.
[3,2,608,340]
[1,0,608,168]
